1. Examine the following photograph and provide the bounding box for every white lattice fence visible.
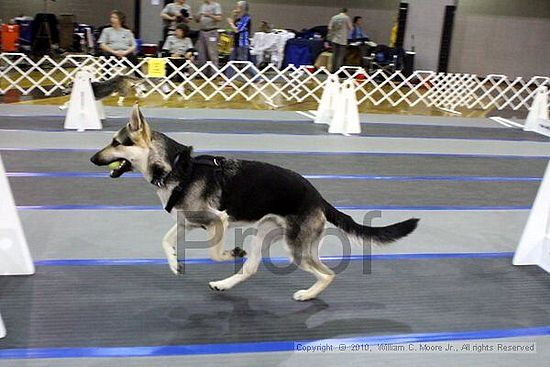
[0,53,548,112]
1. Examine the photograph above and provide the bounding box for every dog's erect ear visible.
[128,103,152,143]
[129,103,147,132]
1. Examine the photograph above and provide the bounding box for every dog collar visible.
[152,152,183,188]
[164,155,226,213]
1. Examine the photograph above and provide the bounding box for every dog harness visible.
[164,155,225,213]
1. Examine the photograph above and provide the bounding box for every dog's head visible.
[90,103,152,178]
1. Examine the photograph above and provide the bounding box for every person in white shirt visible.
[194,0,223,76]
[328,8,353,73]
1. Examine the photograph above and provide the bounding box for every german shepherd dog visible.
[60,75,146,109]
[90,104,419,301]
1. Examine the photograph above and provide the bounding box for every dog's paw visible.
[169,261,183,275]
[293,290,316,302]
[208,280,229,291]
[216,247,246,261]
[231,247,246,258]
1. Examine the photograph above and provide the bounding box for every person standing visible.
[160,0,192,39]
[328,8,352,73]
[195,0,223,76]
[226,1,255,78]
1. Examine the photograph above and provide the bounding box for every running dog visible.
[90,104,419,301]
[60,75,146,109]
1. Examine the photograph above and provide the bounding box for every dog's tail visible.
[322,199,419,244]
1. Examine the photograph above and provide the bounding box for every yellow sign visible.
[147,58,166,78]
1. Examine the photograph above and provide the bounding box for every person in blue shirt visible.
[349,16,368,40]
[225,1,257,79]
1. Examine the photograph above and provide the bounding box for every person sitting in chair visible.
[161,23,196,92]
[162,23,195,59]
[98,10,137,59]
[349,16,368,40]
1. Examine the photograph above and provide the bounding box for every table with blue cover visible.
[282,39,324,68]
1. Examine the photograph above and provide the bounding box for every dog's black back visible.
[155,132,320,223]
[220,160,320,222]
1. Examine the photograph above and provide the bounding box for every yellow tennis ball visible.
[108,161,122,171]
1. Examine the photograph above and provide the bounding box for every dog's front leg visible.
[162,223,182,275]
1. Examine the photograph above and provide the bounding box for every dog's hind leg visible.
[206,211,246,261]
[287,211,335,301]
[207,211,231,261]
[162,224,183,275]
[208,217,282,291]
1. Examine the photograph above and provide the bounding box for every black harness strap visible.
[164,155,225,213]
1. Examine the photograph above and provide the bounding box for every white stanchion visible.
[314,75,340,125]
[0,312,5,338]
[0,156,35,276]
[513,160,550,273]
[523,86,550,137]
[64,70,102,131]
[328,80,361,136]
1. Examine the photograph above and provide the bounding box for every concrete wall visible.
[140,0,163,44]
[449,0,550,78]
[403,0,455,71]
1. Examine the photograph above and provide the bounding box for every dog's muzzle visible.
[90,154,132,178]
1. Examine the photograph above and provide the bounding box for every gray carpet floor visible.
[1,150,547,178]
[1,258,549,349]
[0,116,546,142]
[8,176,540,207]
[1,109,549,367]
